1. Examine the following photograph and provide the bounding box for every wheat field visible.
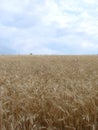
[0,55,98,130]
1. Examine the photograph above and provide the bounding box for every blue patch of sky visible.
[0,39,17,54]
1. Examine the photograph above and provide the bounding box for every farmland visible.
[0,55,98,130]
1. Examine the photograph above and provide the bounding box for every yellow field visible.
[0,55,98,130]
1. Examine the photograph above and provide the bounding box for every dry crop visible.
[0,55,98,130]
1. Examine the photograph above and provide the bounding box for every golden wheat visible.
[0,55,98,130]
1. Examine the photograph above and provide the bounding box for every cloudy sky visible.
[0,0,98,54]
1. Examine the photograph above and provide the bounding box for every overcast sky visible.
[0,0,98,54]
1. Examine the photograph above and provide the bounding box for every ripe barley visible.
[0,55,98,130]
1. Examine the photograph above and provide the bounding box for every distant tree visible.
[30,53,32,55]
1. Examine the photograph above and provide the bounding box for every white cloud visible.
[33,48,62,55]
[77,11,98,36]
[82,42,96,48]
[59,0,83,12]
[83,0,96,4]
[0,24,17,38]
[0,0,29,13]
[0,0,98,54]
